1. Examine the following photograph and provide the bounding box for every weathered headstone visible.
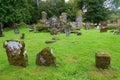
[41,11,47,20]
[64,22,71,36]
[20,33,25,39]
[85,22,90,30]
[61,12,67,22]
[76,10,83,28]
[29,25,34,32]
[50,16,59,28]
[36,47,57,66]
[70,22,76,28]
[3,40,28,67]
[95,52,111,69]
[0,22,4,37]
[14,28,19,34]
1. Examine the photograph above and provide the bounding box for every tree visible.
[83,0,110,25]
[0,0,31,27]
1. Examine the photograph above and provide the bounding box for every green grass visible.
[0,26,120,80]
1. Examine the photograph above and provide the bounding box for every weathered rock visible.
[45,40,56,44]
[20,33,25,39]
[3,40,28,67]
[95,52,111,69]
[29,25,34,32]
[36,47,57,66]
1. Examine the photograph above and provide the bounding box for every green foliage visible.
[84,0,110,24]
[0,0,31,24]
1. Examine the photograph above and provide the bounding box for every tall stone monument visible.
[41,11,47,20]
[61,12,67,22]
[76,10,83,28]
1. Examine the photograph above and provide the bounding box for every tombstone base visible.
[95,52,110,69]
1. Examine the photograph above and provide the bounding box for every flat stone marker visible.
[3,40,28,67]
[45,40,56,44]
[36,47,57,66]
[95,52,111,69]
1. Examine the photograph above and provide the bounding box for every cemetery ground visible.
[0,26,120,80]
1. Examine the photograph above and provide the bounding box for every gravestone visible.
[95,52,111,69]
[20,33,25,39]
[70,22,76,28]
[41,11,47,20]
[3,40,28,67]
[64,22,71,36]
[85,22,90,30]
[36,47,57,66]
[76,10,83,28]
[0,22,4,37]
[29,25,34,32]
[61,12,67,22]
[50,16,59,28]
[14,28,19,34]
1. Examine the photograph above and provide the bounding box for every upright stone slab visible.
[85,22,90,30]
[29,25,34,32]
[61,12,67,22]
[76,10,83,28]
[36,47,57,66]
[41,11,47,20]
[0,22,4,37]
[20,33,25,39]
[14,28,19,34]
[3,40,28,67]
[95,52,111,69]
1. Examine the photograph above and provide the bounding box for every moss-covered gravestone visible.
[36,47,57,66]
[95,52,111,69]
[3,40,28,67]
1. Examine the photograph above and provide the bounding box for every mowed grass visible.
[0,26,120,80]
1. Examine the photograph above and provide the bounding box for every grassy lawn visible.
[0,26,120,80]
